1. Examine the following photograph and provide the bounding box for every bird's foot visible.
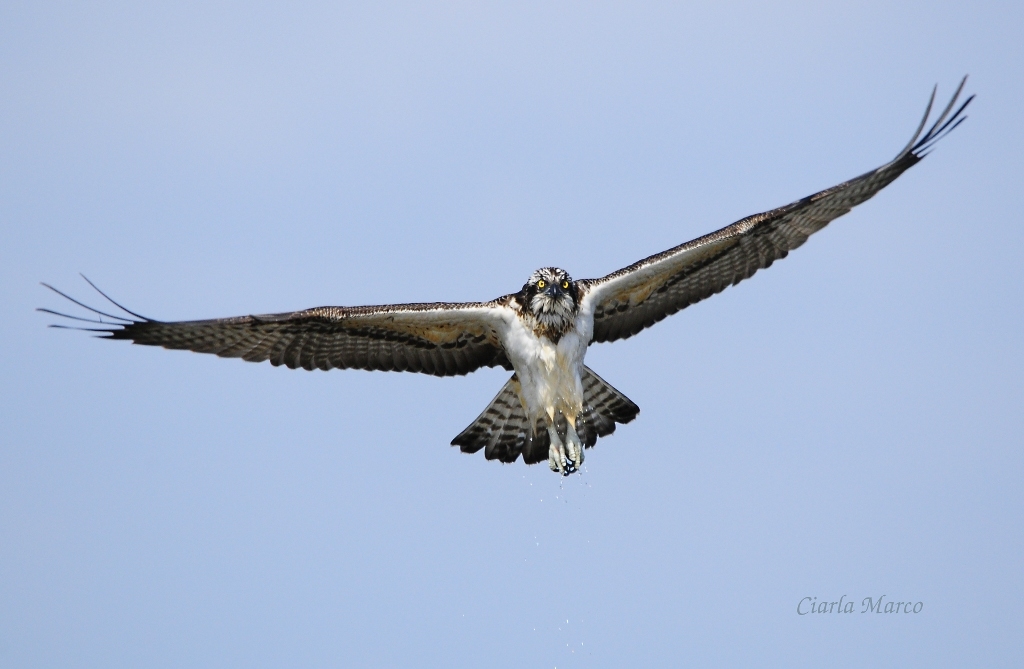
[547,423,584,476]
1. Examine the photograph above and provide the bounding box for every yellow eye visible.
[537,280,546,289]
[561,280,569,289]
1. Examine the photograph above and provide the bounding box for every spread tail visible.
[450,366,639,465]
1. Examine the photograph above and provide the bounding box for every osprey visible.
[42,81,972,476]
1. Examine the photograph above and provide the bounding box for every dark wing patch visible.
[582,79,973,344]
[40,280,514,377]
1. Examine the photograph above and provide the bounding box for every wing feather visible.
[41,286,516,377]
[581,79,973,344]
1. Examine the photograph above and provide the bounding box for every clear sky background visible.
[2,2,1022,667]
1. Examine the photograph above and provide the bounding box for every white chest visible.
[497,309,593,422]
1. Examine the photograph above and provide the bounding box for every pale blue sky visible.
[2,2,1022,667]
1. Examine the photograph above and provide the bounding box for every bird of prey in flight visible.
[42,80,972,476]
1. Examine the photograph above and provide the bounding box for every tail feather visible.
[576,366,640,448]
[451,376,542,464]
[520,416,551,465]
[451,366,638,466]
[482,386,529,463]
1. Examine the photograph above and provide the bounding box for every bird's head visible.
[521,267,579,333]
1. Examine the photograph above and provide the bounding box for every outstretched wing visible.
[580,78,973,344]
[40,279,515,377]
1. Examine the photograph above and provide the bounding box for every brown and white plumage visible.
[41,80,972,475]
[48,293,514,376]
